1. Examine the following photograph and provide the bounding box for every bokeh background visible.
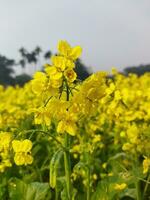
[0,0,150,85]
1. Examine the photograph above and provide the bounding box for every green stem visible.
[133,156,142,200]
[64,80,72,200]
[136,178,142,200]
[87,166,90,200]
[143,173,150,198]
[22,129,66,150]
[55,183,59,200]
[64,133,72,200]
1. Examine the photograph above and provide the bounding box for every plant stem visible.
[143,173,150,198]
[64,133,72,200]
[23,129,66,150]
[64,80,72,200]
[136,179,142,200]
[87,166,90,200]
[133,156,142,200]
[55,183,59,200]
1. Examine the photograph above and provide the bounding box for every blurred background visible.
[0,0,150,86]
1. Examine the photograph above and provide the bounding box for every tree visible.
[14,74,31,86]
[44,50,52,60]
[18,46,42,73]
[0,55,15,86]
[75,59,91,80]
[123,64,150,76]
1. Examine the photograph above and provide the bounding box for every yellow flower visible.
[0,160,12,172]
[57,40,71,57]
[0,132,11,151]
[122,143,133,151]
[50,79,63,89]
[108,172,113,177]
[51,55,75,71]
[93,174,98,180]
[114,90,121,101]
[0,132,12,172]
[51,56,66,71]
[92,135,101,143]
[12,139,33,166]
[70,144,80,153]
[32,72,47,94]
[45,66,63,80]
[57,113,77,136]
[34,107,51,126]
[57,40,82,60]
[12,139,32,153]
[57,120,77,136]
[143,157,150,174]
[102,163,107,169]
[64,68,77,83]
[14,153,33,166]
[114,183,127,191]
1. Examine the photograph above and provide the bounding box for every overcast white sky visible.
[0,0,150,73]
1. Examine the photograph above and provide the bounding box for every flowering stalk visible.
[64,81,72,200]
[84,145,91,200]
[134,157,142,200]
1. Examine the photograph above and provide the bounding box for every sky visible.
[0,0,150,73]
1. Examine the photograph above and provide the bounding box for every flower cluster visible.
[31,40,82,96]
[0,132,12,172]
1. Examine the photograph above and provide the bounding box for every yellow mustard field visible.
[0,41,150,200]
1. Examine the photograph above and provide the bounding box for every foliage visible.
[0,55,15,86]
[124,64,150,76]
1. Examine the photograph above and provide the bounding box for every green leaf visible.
[91,178,110,200]
[8,178,51,200]
[9,178,28,200]
[91,175,129,200]
[120,188,136,199]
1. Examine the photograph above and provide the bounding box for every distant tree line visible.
[1,44,150,87]
[0,46,90,87]
[123,64,150,76]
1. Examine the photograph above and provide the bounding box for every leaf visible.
[9,178,27,200]
[120,188,136,199]
[29,182,51,200]
[8,178,51,200]
[0,179,10,200]
[91,175,126,200]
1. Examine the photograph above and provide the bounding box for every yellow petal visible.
[70,46,82,60]
[51,56,66,71]
[12,140,22,153]
[57,121,65,133]
[66,123,76,136]
[64,69,77,83]
[45,66,57,76]
[22,139,32,152]
[24,154,33,165]
[14,153,25,165]
[57,40,71,56]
